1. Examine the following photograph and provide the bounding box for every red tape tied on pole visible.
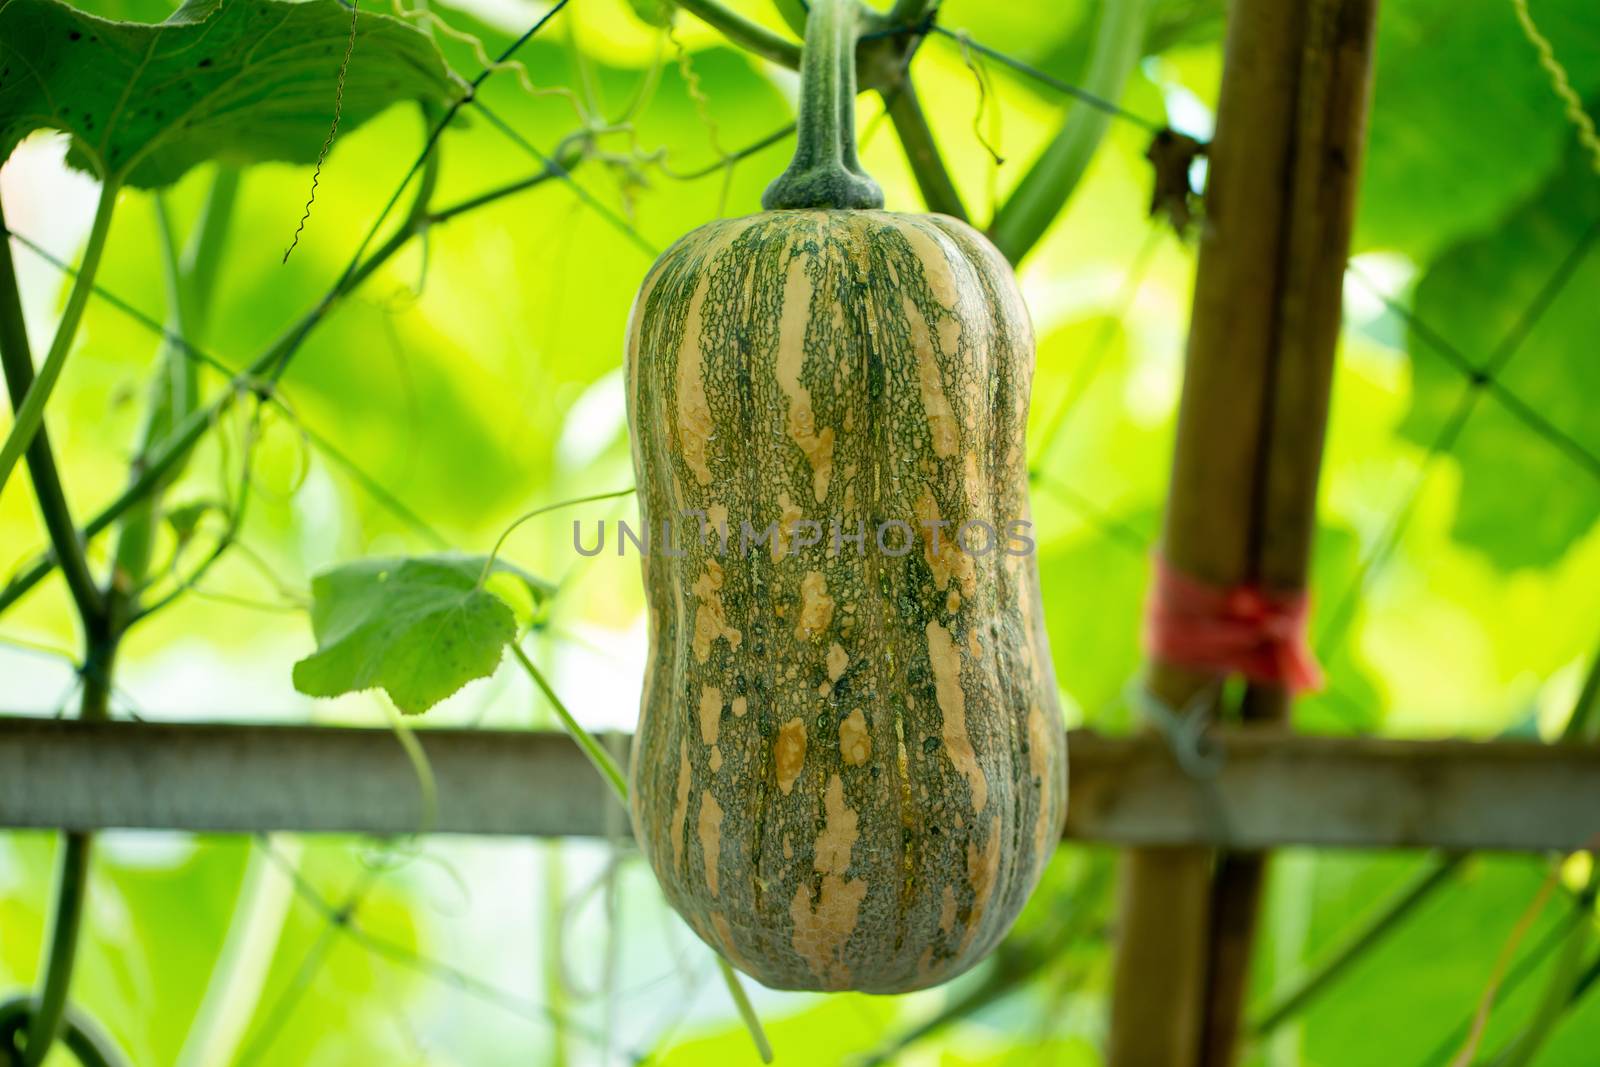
[1144,556,1325,694]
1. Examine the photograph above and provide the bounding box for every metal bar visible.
[0,718,1596,850]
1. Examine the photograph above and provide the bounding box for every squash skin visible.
[625,209,1067,994]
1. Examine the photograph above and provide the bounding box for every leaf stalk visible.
[0,180,119,498]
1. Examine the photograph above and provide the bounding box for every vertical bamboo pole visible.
[1106,1,1380,1065]
[1202,5,1379,1063]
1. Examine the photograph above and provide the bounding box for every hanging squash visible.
[624,0,1066,993]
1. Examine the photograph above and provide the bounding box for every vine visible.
[283,0,361,262]
[0,0,1447,1060]
[1511,0,1600,176]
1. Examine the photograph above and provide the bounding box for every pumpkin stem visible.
[762,0,884,211]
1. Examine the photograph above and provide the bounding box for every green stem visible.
[184,171,240,322]
[510,628,773,1064]
[20,834,91,1067]
[0,996,126,1067]
[1487,646,1600,1066]
[429,138,583,224]
[173,838,301,1067]
[1560,641,1600,743]
[509,643,628,802]
[407,115,443,232]
[0,180,118,499]
[882,77,968,219]
[716,955,773,1064]
[0,181,122,1067]
[0,199,103,623]
[1568,946,1600,1011]
[110,205,196,599]
[762,0,884,210]
[110,170,238,608]
[675,0,801,69]
[380,699,439,834]
[987,0,1150,263]
[543,841,570,1067]
[23,627,116,1067]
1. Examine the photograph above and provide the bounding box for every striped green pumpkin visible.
[623,0,1066,994]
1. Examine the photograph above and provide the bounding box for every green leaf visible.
[62,0,176,22]
[1400,144,1600,570]
[1357,0,1600,260]
[624,0,675,29]
[163,500,220,545]
[1295,855,1571,1065]
[292,554,547,715]
[0,0,456,188]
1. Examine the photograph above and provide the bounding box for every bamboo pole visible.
[1202,3,1379,1063]
[1,720,1597,848]
[1106,0,1380,1064]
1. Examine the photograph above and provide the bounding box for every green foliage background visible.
[0,0,1597,1063]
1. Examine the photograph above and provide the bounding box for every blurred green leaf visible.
[0,0,455,187]
[625,0,676,29]
[1025,0,1225,89]
[1036,512,1153,726]
[292,554,545,714]
[1357,0,1600,260]
[163,499,220,546]
[654,990,900,1066]
[1296,854,1569,1065]
[1400,144,1600,570]
[771,0,805,36]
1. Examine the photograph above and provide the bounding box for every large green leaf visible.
[292,554,548,715]
[0,0,455,187]
[1400,145,1600,570]
[1295,854,1574,1066]
[1357,0,1600,260]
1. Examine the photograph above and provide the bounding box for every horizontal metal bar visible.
[1,717,1596,851]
